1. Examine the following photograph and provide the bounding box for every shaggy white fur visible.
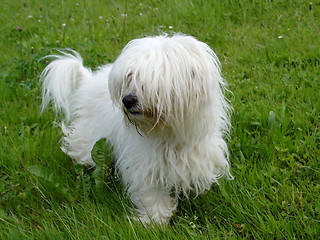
[40,34,232,224]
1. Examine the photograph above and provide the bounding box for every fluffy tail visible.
[40,50,91,120]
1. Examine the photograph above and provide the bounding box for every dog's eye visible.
[125,72,133,86]
[191,70,196,79]
[126,72,133,79]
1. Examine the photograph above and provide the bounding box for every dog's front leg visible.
[128,185,178,225]
[61,122,98,169]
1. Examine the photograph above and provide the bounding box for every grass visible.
[1,0,319,239]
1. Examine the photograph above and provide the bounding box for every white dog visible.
[40,34,232,224]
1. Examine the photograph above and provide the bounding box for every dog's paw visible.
[137,213,171,226]
[83,160,96,171]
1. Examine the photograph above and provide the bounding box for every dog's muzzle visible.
[122,94,140,115]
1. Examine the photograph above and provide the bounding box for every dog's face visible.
[108,35,224,141]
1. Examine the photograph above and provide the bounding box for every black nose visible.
[122,94,138,110]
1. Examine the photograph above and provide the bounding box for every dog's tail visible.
[40,50,92,120]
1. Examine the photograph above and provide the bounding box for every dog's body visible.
[40,34,232,224]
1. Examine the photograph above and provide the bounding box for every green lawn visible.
[1,0,319,239]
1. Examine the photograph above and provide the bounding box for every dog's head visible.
[108,34,229,142]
